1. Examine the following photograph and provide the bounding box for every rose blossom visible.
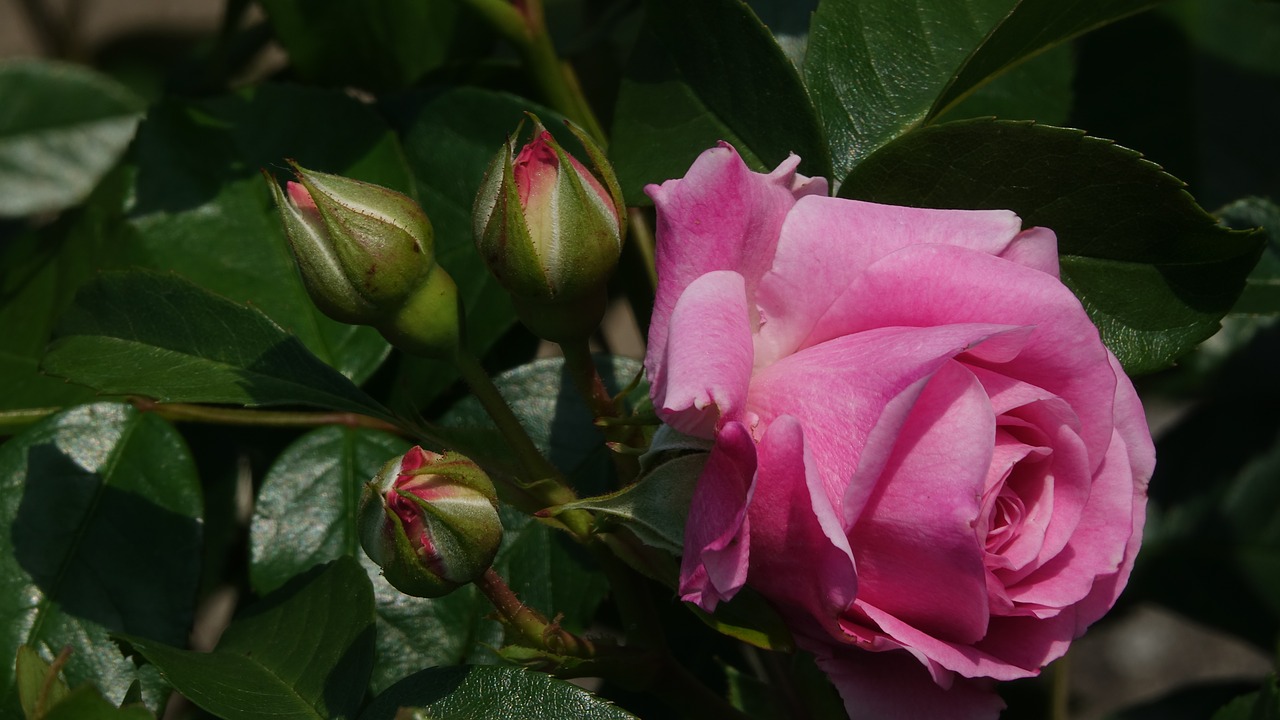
[644,143,1154,718]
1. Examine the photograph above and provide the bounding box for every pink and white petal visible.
[746,323,1025,524]
[646,144,822,372]
[746,416,858,636]
[679,421,758,611]
[814,646,1006,720]
[753,197,1025,366]
[648,270,755,437]
[813,244,1118,470]
[997,226,1060,277]
[849,361,994,645]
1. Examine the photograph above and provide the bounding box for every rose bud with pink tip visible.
[472,116,624,342]
[359,447,503,598]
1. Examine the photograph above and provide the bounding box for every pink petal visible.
[679,421,757,611]
[854,601,1041,681]
[998,226,1060,277]
[645,145,824,384]
[849,361,994,645]
[745,324,1027,526]
[1070,353,1153,631]
[813,244,1118,472]
[813,645,1006,720]
[753,196,1025,366]
[648,270,754,437]
[745,416,858,637]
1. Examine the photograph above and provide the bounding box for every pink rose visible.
[644,144,1154,718]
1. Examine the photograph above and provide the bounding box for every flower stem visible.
[559,339,641,485]
[475,568,595,657]
[453,350,595,539]
[1051,651,1071,720]
[460,0,606,144]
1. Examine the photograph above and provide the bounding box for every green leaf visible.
[552,451,706,554]
[0,166,130,413]
[122,557,376,720]
[41,271,396,422]
[687,588,795,653]
[123,83,413,383]
[381,87,569,408]
[0,59,143,217]
[248,427,502,692]
[259,0,490,91]
[805,0,1158,180]
[611,0,830,205]
[0,402,202,717]
[1212,675,1280,720]
[15,645,70,719]
[838,119,1263,374]
[42,686,155,720]
[927,0,1161,119]
[441,356,647,486]
[1220,197,1280,316]
[360,666,637,720]
[937,44,1074,125]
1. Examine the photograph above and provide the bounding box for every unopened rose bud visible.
[359,446,502,598]
[266,163,462,359]
[473,117,624,342]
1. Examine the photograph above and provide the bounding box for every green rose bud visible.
[266,163,462,359]
[359,446,502,598]
[473,117,624,342]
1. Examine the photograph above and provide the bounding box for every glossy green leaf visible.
[360,666,637,720]
[611,0,830,205]
[122,557,375,720]
[838,119,1263,374]
[553,451,705,554]
[260,0,490,91]
[123,83,412,382]
[248,427,501,692]
[937,44,1074,125]
[41,271,396,422]
[806,0,1158,180]
[0,167,130,414]
[42,686,155,720]
[442,356,647,485]
[928,0,1161,119]
[0,59,143,217]
[0,403,202,717]
[380,88,571,408]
